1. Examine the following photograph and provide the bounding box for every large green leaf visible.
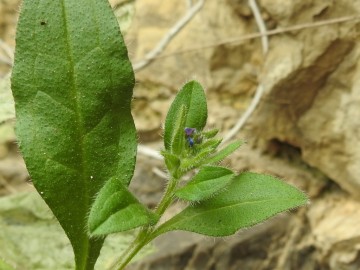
[11,0,136,269]
[88,177,158,236]
[164,81,207,150]
[155,172,308,237]
[175,166,235,201]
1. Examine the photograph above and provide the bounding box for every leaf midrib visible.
[60,0,90,266]
[163,196,305,229]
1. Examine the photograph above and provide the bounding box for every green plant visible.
[10,1,308,269]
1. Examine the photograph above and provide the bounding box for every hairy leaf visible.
[175,166,235,201]
[207,140,243,164]
[201,129,219,139]
[199,138,222,150]
[155,172,308,237]
[164,81,207,150]
[180,140,221,172]
[171,105,187,156]
[11,0,136,268]
[180,147,216,172]
[89,177,158,236]
[161,150,180,175]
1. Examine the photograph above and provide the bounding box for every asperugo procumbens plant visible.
[10,1,308,270]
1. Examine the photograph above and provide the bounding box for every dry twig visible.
[249,0,268,54]
[0,55,13,66]
[0,175,17,194]
[144,15,360,61]
[0,39,14,66]
[152,167,168,179]
[137,144,163,160]
[223,0,268,143]
[133,0,204,71]
[0,39,14,60]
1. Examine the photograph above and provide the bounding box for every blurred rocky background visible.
[1,0,360,269]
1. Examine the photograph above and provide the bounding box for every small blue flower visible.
[186,137,194,147]
[184,127,196,137]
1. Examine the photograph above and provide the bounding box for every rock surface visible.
[253,0,360,198]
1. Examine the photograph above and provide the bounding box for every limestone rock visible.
[307,192,360,269]
[252,1,360,197]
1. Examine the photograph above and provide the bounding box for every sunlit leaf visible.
[155,172,308,237]
[89,177,158,236]
[175,166,235,201]
[11,0,136,268]
[171,105,187,156]
[207,141,243,164]
[201,129,219,139]
[161,150,180,175]
[164,81,207,150]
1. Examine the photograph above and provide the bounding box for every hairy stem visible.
[111,176,180,270]
[155,176,179,216]
[114,230,151,270]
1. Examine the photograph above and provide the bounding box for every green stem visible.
[111,176,180,270]
[155,177,179,216]
[114,231,151,270]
